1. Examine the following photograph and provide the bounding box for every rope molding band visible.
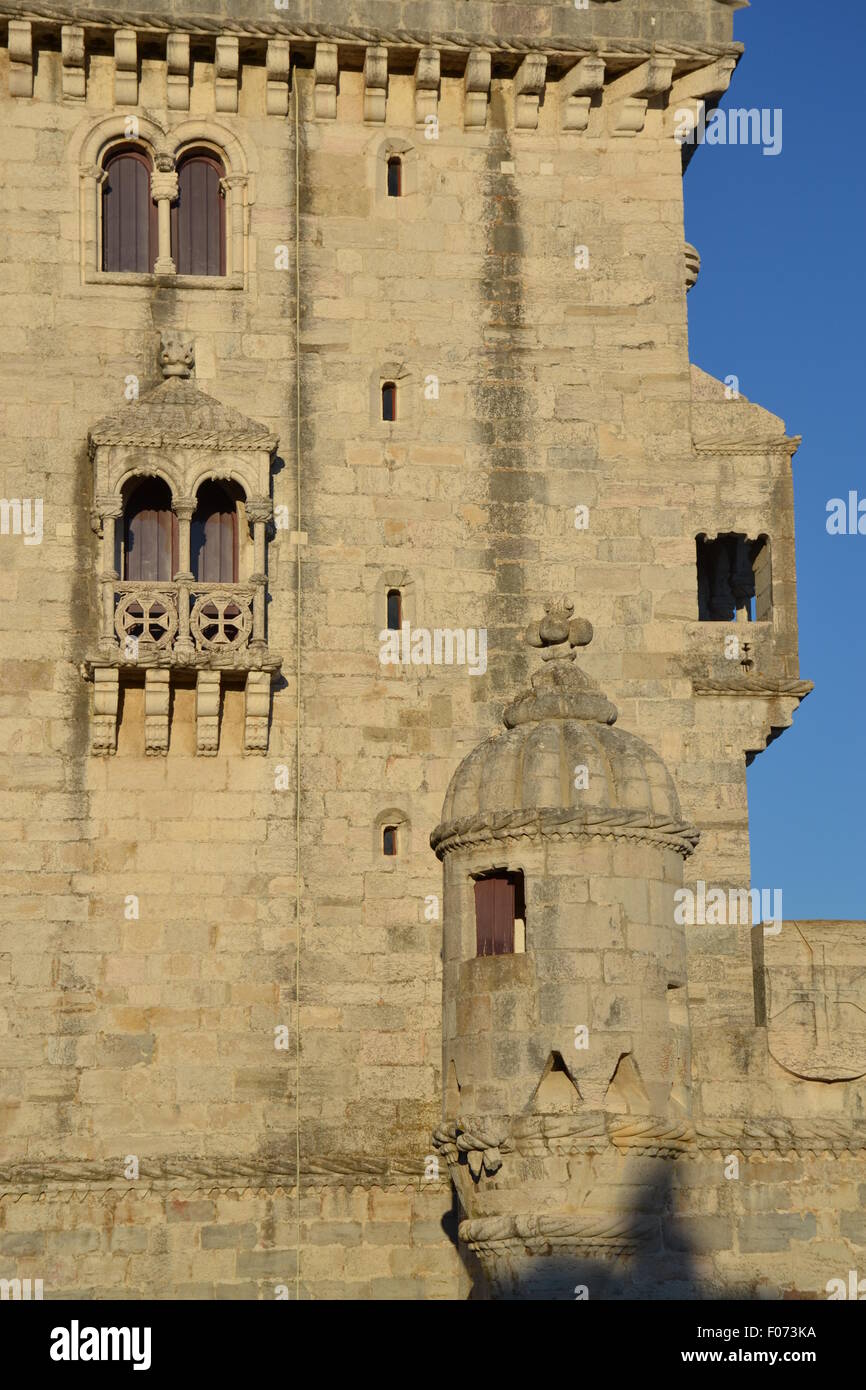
[4,1114,866,1202]
[692,677,814,699]
[0,0,744,63]
[431,805,700,859]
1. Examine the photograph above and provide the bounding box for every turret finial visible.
[525,596,593,663]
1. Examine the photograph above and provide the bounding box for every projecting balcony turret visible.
[83,335,281,755]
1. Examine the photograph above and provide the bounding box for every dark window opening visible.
[382,381,397,422]
[191,479,241,583]
[386,588,402,631]
[171,149,227,277]
[696,533,772,622]
[474,870,526,957]
[387,156,402,198]
[124,478,178,581]
[382,825,398,856]
[102,147,157,274]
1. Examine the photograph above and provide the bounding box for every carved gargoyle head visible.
[159,333,194,380]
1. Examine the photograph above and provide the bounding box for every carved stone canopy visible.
[431,598,698,857]
[89,336,278,456]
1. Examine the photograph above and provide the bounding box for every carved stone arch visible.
[188,462,254,502]
[373,134,419,203]
[169,119,253,180]
[76,112,169,171]
[114,458,182,505]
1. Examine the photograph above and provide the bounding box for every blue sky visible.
[684,0,865,919]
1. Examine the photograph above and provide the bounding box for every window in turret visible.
[382,825,398,856]
[695,533,772,622]
[387,156,402,197]
[473,871,525,956]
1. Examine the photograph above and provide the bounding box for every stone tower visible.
[433,597,700,1294]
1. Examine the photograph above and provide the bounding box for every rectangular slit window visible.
[696,533,772,622]
[473,871,525,957]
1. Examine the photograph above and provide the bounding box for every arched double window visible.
[171,150,227,277]
[123,479,178,581]
[102,147,157,274]
[191,480,241,583]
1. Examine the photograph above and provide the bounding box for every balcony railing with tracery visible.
[98,578,275,671]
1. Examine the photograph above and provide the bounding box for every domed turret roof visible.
[431,599,698,859]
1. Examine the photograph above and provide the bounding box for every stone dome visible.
[431,599,697,858]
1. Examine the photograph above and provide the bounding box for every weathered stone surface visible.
[0,0,861,1303]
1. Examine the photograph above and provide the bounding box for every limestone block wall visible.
[0,1182,463,1299]
[0,0,842,1302]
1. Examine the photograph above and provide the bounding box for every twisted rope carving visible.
[433,1118,513,1177]
[431,805,700,859]
[0,0,743,62]
[436,1111,866,1170]
[460,1210,657,1255]
[692,677,814,699]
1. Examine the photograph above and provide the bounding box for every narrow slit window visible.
[382,381,397,422]
[474,871,526,957]
[382,825,398,856]
[386,589,402,631]
[387,157,402,198]
[696,533,773,622]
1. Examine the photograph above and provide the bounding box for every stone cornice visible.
[0,0,743,66]
[431,805,700,860]
[693,676,814,700]
[694,434,802,458]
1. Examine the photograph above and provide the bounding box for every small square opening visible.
[696,533,772,622]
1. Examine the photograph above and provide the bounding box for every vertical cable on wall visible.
[293,65,303,1303]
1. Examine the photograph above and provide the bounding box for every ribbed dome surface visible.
[440,716,682,824]
[434,601,686,838]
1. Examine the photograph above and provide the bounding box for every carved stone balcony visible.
[97,579,277,673]
[83,334,282,756]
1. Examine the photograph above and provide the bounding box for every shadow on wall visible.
[442,1166,755,1301]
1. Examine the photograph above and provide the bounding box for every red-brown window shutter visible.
[191,481,239,583]
[102,149,156,273]
[171,152,226,277]
[474,875,516,956]
[124,479,178,581]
